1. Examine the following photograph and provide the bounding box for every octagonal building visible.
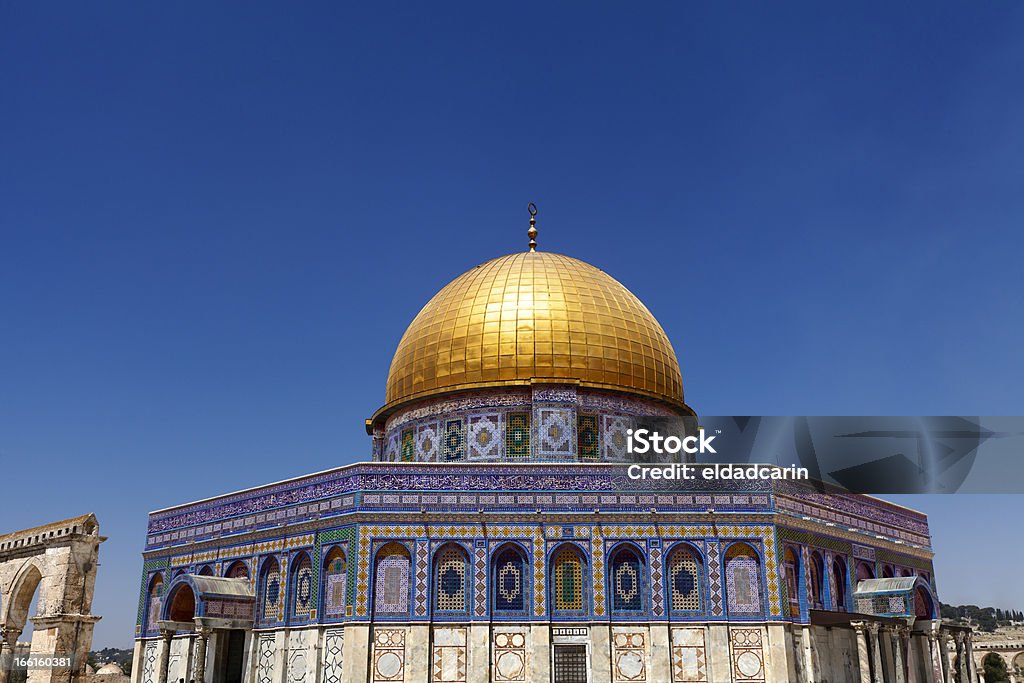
[131,218,972,683]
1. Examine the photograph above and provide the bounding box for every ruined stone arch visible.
[0,513,102,683]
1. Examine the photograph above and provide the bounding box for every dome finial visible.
[527,202,538,252]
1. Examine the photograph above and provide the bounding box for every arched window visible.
[145,574,164,633]
[258,558,282,624]
[882,565,894,579]
[784,546,800,617]
[855,561,874,584]
[609,544,645,614]
[832,558,848,612]
[434,544,469,613]
[724,543,762,616]
[899,567,913,578]
[373,543,411,615]
[290,552,314,622]
[323,547,347,618]
[492,544,528,615]
[197,565,214,576]
[809,552,825,610]
[551,545,586,614]
[225,560,249,580]
[667,544,701,612]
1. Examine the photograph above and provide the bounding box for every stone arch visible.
[0,515,102,683]
[724,542,763,616]
[162,580,196,623]
[882,564,894,579]
[549,542,588,616]
[322,546,348,619]
[1013,652,1024,672]
[665,542,702,613]
[831,556,849,611]
[372,542,412,617]
[912,578,937,619]
[197,565,214,577]
[491,542,529,616]
[432,543,470,614]
[4,560,44,633]
[608,542,645,615]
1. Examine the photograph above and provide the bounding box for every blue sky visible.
[2,2,1024,647]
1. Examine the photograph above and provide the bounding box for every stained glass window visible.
[374,543,411,615]
[324,547,347,617]
[609,545,644,613]
[552,545,585,613]
[668,545,701,612]
[492,545,527,613]
[434,545,468,612]
[291,553,314,621]
[259,558,282,624]
[577,414,600,460]
[725,543,761,615]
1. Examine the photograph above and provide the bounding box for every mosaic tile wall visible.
[377,386,683,463]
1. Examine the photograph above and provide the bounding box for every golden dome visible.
[378,250,688,416]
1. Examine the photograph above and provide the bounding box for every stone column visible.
[955,633,969,683]
[0,627,23,683]
[927,630,944,683]
[192,628,212,683]
[891,626,907,683]
[939,632,952,683]
[868,623,884,683]
[853,622,873,683]
[967,634,978,683]
[156,629,174,683]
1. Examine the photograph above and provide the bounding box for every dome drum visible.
[370,383,692,463]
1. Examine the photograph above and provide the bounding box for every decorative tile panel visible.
[730,627,766,683]
[671,628,707,682]
[493,630,528,682]
[612,631,647,682]
[536,407,573,458]
[322,629,344,683]
[442,419,465,461]
[468,414,501,459]
[432,627,467,682]
[372,628,406,683]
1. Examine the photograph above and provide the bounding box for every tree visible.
[983,653,1010,683]
[978,611,998,632]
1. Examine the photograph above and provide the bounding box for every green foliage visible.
[983,653,1010,683]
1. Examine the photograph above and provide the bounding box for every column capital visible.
[0,627,21,646]
[158,627,175,640]
[851,620,868,633]
[866,621,881,634]
[195,626,214,638]
[954,631,966,644]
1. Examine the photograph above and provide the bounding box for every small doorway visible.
[552,644,587,683]
[220,630,246,683]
